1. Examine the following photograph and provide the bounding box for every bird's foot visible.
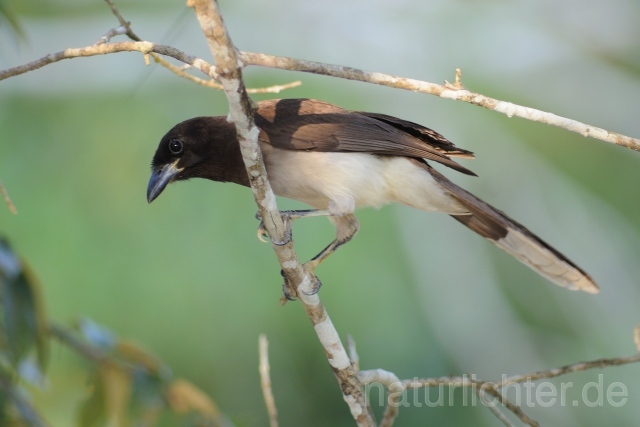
[255,210,294,246]
[280,269,298,301]
[301,262,323,296]
[279,264,323,300]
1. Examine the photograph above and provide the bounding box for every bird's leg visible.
[302,214,359,273]
[256,209,333,245]
[256,210,359,297]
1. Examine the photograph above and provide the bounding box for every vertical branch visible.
[259,335,279,427]
[186,1,374,425]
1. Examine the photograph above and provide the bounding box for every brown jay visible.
[147,98,598,294]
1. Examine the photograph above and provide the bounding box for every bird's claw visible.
[257,222,269,243]
[301,261,323,295]
[279,264,322,300]
[255,211,293,246]
[301,275,322,296]
[280,269,298,301]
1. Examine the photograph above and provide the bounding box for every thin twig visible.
[95,25,128,45]
[240,52,640,152]
[103,0,301,94]
[478,389,515,427]
[347,334,359,372]
[399,352,640,425]
[358,369,404,427]
[258,335,278,427]
[153,56,301,93]
[444,67,464,90]
[498,353,640,386]
[48,322,150,375]
[48,322,117,367]
[104,0,137,40]
[0,40,299,94]
[0,179,17,214]
[0,41,217,81]
[481,385,539,427]
[403,375,476,389]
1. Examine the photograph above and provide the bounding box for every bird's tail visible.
[425,163,599,294]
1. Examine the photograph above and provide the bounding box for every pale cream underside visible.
[261,144,468,215]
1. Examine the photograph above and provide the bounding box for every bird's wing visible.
[354,112,475,159]
[255,99,476,176]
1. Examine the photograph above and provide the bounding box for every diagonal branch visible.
[478,389,516,427]
[480,386,539,427]
[397,351,640,426]
[0,179,17,214]
[0,41,299,94]
[358,369,403,427]
[101,0,302,94]
[186,1,373,426]
[259,335,279,427]
[498,353,640,386]
[240,52,640,152]
[0,41,217,81]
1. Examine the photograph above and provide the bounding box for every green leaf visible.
[76,365,132,427]
[76,371,107,427]
[0,383,9,427]
[0,239,49,372]
[128,369,165,425]
[101,364,131,427]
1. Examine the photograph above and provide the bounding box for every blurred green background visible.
[2,0,640,425]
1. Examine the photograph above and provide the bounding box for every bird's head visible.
[147,116,248,203]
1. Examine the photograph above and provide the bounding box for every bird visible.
[147,98,599,294]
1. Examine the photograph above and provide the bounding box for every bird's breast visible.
[261,146,392,213]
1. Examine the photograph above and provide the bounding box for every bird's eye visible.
[169,139,183,155]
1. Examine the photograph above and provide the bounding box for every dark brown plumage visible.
[148,98,599,294]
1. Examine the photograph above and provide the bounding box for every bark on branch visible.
[240,52,640,152]
[186,1,373,425]
[3,41,637,152]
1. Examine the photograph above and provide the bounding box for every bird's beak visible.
[147,160,183,203]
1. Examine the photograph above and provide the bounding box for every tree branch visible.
[3,41,637,152]
[0,41,299,94]
[480,386,539,427]
[259,335,278,427]
[0,41,216,82]
[358,369,403,427]
[186,1,373,425]
[49,322,124,369]
[497,353,640,386]
[478,389,515,427]
[394,352,640,425]
[240,52,640,152]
